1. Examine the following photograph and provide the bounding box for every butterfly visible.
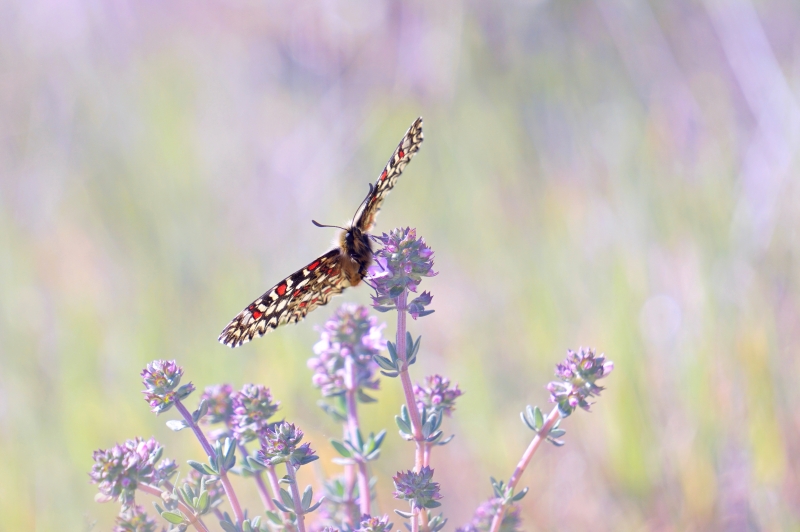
[218,117,424,347]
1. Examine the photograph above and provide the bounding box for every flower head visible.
[90,437,172,506]
[113,505,159,532]
[547,347,613,417]
[356,515,394,532]
[230,384,280,443]
[200,383,235,426]
[141,360,195,414]
[414,375,463,417]
[369,228,436,317]
[392,466,442,510]
[257,422,318,467]
[309,304,385,397]
[456,498,521,532]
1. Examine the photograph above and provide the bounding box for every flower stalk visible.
[487,406,560,532]
[173,398,245,526]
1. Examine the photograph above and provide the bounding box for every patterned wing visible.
[219,249,348,348]
[355,117,424,232]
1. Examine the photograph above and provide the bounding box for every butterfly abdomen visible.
[339,227,373,286]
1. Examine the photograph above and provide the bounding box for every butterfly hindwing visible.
[356,117,424,232]
[218,249,348,347]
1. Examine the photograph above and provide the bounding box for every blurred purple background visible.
[2,0,800,529]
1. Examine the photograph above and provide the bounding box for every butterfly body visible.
[339,225,373,286]
[219,117,423,348]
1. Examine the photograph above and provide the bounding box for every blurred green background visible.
[2,0,800,530]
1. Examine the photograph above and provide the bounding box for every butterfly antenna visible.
[350,183,375,226]
[311,220,347,231]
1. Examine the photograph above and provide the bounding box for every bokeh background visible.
[2,0,800,530]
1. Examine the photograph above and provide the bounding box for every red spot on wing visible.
[277,283,287,296]
[380,169,387,181]
[299,302,307,308]
[308,260,320,271]
[398,148,405,159]
[253,311,263,319]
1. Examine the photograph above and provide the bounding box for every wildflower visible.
[392,466,441,510]
[368,228,436,318]
[230,384,280,443]
[141,360,195,414]
[200,383,235,426]
[356,514,394,532]
[456,498,521,532]
[309,304,385,397]
[547,347,613,417]
[414,375,463,417]
[257,422,318,467]
[113,504,159,532]
[90,437,171,506]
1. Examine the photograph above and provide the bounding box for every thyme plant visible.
[90,228,613,532]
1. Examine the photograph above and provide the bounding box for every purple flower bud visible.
[230,384,280,443]
[392,466,442,510]
[414,375,463,417]
[90,437,170,507]
[141,360,194,414]
[356,515,394,532]
[257,422,317,467]
[113,504,159,532]
[548,347,613,417]
[200,384,235,427]
[368,228,437,316]
[456,498,522,532]
[309,304,385,397]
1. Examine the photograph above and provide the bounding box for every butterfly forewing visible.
[356,117,424,231]
[218,249,348,347]
[218,117,423,347]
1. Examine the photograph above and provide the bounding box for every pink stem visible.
[395,290,425,470]
[237,442,276,512]
[174,399,244,526]
[345,356,372,516]
[488,406,561,532]
[265,465,289,517]
[138,482,210,532]
[285,462,307,532]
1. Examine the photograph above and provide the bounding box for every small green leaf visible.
[265,511,282,524]
[330,439,352,458]
[424,500,442,509]
[166,420,189,431]
[511,487,529,502]
[534,406,544,428]
[306,497,324,513]
[387,341,398,362]
[395,415,411,434]
[280,488,294,509]
[272,499,291,513]
[160,511,185,524]
[394,509,414,519]
[374,354,396,371]
[301,485,313,510]
[374,430,386,449]
[196,490,209,512]
[219,521,238,532]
